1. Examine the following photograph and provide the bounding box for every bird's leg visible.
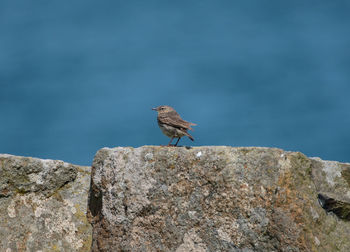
[174,137,181,146]
[167,137,174,146]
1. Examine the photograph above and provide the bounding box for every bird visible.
[152,105,196,146]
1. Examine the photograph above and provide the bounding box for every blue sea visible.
[1,1,349,165]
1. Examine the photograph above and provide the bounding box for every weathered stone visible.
[0,154,92,251]
[88,146,350,252]
[311,157,350,222]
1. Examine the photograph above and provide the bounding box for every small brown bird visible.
[152,105,196,146]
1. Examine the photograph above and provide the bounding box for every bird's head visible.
[152,105,175,114]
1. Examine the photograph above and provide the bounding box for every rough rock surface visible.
[0,154,92,251]
[88,146,350,252]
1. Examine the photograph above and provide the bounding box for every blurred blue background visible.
[1,1,349,165]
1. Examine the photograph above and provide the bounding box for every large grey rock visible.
[88,146,350,252]
[0,154,92,251]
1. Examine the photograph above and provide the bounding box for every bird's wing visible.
[159,111,196,130]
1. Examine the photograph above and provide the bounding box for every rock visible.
[311,157,350,221]
[0,154,92,251]
[88,146,350,252]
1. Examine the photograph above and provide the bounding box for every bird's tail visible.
[187,133,194,141]
[188,122,197,131]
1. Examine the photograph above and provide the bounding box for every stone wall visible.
[88,146,350,252]
[0,154,91,251]
[1,146,350,251]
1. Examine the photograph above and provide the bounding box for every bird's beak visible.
[152,107,157,111]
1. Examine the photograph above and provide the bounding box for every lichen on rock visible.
[1,146,349,251]
[0,154,92,251]
[88,146,350,252]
